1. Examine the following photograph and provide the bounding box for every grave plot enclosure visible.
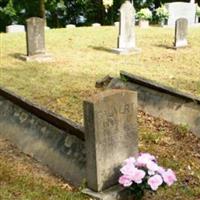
[0,87,138,200]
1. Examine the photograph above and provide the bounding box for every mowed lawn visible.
[1,26,200,122]
[1,26,200,200]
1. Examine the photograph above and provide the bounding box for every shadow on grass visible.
[154,44,175,50]
[9,53,27,61]
[89,46,114,54]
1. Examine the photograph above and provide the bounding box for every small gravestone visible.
[84,89,138,192]
[174,18,188,48]
[66,24,76,28]
[92,23,101,27]
[24,17,53,62]
[113,1,140,54]
[6,25,25,33]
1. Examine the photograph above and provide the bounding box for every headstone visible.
[84,89,138,192]
[174,18,188,48]
[113,1,139,54]
[26,17,45,56]
[25,17,53,62]
[66,24,76,28]
[92,23,101,27]
[114,22,119,27]
[6,25,25,33]
[165,2,196,26]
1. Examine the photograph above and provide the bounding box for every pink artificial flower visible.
[147,161,159,172]
[132,168,146,184]
[120,164,146,184]
[120,163,137,176]
[157,166,166,175]
[148,174,163,191]
[119,175,133,187]
[124,157,136,165]
[162,169,177,186]
[136,153,156,167]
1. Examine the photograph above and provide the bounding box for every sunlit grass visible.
[1,26,200,122]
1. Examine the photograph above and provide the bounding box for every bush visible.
[136,8,152,21]
[155,5,169,22]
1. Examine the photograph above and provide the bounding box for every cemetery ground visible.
[1,26,200,199]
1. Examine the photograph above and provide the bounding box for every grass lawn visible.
[1,26,200,122]
[1,26,200,199]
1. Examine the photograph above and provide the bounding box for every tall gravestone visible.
[25,17,52,62]
[84,90,138,192]
[174,18,188,48]
[26,17,45,56]
[113,1,139,54]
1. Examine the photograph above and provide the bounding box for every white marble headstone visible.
[6,25,25,33]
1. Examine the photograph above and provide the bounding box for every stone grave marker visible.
[164,2,196,26]
[66,24,76,28]
[92,23,101,27]
[84,89,138,192]
[26,17,45,56]
[174,18,188,48]
[25,17,53,62]
[113,1,140,54]
[6,25,25,33]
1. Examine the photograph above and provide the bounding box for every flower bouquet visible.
[119,153,177,200]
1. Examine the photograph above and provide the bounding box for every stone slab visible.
[82,185,128,200]
[165,2,196,26]
[174,18,188,48]
[84,90,138,192]
[21,53,54,62]
[6,25,25,33]
[26,17,46,56]
[0,87,86,186]
[112,48,141,55]
[107,71,200,137]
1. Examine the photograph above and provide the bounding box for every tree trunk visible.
[39,0,45,19]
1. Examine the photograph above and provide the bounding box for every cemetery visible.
[1,0,200,200]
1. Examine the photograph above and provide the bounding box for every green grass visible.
[0,139,88,200]
[1,26,200,200]
[1,26,200,122]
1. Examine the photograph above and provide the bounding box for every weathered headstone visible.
[174,18,188,48]
[25,17,53,62]
[165,2,196,26]
[6,25,25,33]
[92,23,101,27]
[66,24,76,28]
[26,17,45,56]
[84,89,138,192]
[113,1,139,54]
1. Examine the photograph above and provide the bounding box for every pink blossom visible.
[162,169,177,186]
[120,163,137,176]
[136,153,156,167]
[148,174,163,191]
[120,164,146,184]
[124,157,136,165]
[132,169,146,184]
[119,175,133,187]
[147,161,159,172]
[157,166,166,175]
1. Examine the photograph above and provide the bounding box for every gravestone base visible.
[112,48,141,55]
[82,185,128,200]
[174,40,188,49]
[22,53,54,62]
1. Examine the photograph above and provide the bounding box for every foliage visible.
[136,8,152,21]
[196,5,200,17]
[155,5,169,21]
[119,153,177,200]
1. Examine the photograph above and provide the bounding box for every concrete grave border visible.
[108,70,200,137]
[0,87,86,186]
